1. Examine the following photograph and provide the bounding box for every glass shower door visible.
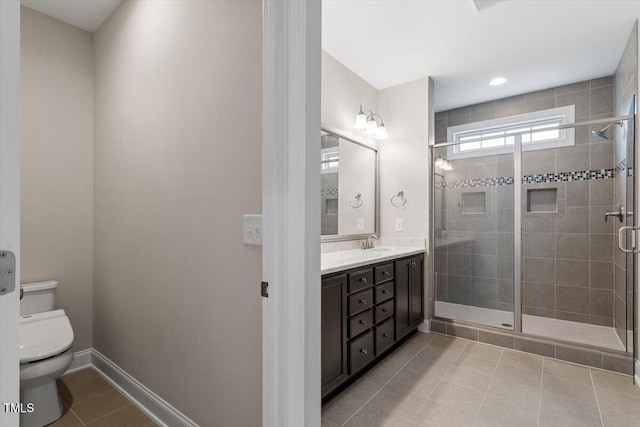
[433,143,516,330]
[519,111,635,354]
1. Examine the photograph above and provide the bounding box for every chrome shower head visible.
[591,121,622,140]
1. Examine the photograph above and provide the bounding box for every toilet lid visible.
[20,309,74,364]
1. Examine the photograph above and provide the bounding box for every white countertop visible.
[321,246,426,275]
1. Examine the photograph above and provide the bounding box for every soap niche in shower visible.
[462,191,486,214]
[527,188,558,213]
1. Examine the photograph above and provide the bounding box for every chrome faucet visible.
[361,234,378,250]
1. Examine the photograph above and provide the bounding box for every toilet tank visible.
[20,281,58,316]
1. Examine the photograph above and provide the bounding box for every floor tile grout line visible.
[536,357,544,427]
[408,339,471,425]
[471,346,505,427]
[79,402,132,426]
[338,334,437,426]
[67,405,87,427]
[589,367,606,427]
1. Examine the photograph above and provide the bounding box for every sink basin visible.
[368,247,394,252]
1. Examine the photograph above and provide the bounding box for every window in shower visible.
[447,105,575,159]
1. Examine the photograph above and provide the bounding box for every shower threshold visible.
[435,301,625,351]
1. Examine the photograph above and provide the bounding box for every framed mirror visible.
[321,128,378,241]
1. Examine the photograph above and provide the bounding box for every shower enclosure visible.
[430,112,636,359]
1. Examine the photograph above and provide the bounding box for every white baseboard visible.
[66,349,197,427]
[67,348,92,373]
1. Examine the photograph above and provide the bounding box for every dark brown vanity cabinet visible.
[395,255,425,340]
[321,253,424,399]
[321,274,348,393]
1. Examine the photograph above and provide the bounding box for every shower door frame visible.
[428,115,637,356]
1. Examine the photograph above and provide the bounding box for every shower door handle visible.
[618,226,640,253]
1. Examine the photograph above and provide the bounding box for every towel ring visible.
[391,191,407,208]
[349,193,363,208]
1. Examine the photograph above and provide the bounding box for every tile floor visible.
[47,368,156,426]
[322,332,640,427]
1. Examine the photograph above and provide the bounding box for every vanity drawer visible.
[375,318,395,355]
[349,309,373,338]
[349,330,374,374]
[375,263,394,284]
[349,288,374,316]
[349,268,374,293]
[375,282,394,304]
[375,300,394,324]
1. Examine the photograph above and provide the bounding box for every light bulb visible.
[354,112,367,130]
[375,123,388,140]
[435,157,445,168]
[365,119,378,135]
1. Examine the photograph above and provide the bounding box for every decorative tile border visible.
[321,188,338,197]
[522,168,615,184]
[435,159,627,189]
[616,158,627,176]
[435,176,513,189]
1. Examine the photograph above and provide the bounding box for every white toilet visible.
[19,281,74,427]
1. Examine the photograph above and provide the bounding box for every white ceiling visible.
[323,0,640,112]
[21,0,122,33]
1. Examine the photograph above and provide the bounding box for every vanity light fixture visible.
[435,157,453,171]
[354,106,368,130]
[354,105,389,140]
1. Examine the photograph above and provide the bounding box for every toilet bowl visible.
[19,282,75,427]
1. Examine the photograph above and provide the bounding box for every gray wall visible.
[21,7,94,351]
[93,1,262,425]
[613,22,638,349]
[435,77,617,328]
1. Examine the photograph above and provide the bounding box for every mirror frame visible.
[321,126,380,242]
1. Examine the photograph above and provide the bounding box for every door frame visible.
[0,1,21,426]
[262,0,322,426]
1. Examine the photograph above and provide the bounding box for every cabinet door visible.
[410,255,425,327]
[322,275,348,391]
[395,258,411,339]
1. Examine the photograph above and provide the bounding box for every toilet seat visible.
[20,309,74,364]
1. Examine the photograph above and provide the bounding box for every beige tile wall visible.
[434,78,617,327]
[613,22,638,349]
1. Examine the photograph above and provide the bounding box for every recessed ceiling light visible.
[489,77,507,86]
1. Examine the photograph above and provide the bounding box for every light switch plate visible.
[243,214,263,246]
[395,219,403,232]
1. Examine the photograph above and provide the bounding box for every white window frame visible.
[321,147,339,174]
[447,105,575,159]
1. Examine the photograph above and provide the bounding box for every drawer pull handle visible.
[359,299,367,305]
[359,320,367,325]
[381,309,388,313]
[360,349,368,355]
[382,290,389,294]
[411,261,416,266]
[382,271,389,276]
[360,277,367,283]
[382,333,389,338]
